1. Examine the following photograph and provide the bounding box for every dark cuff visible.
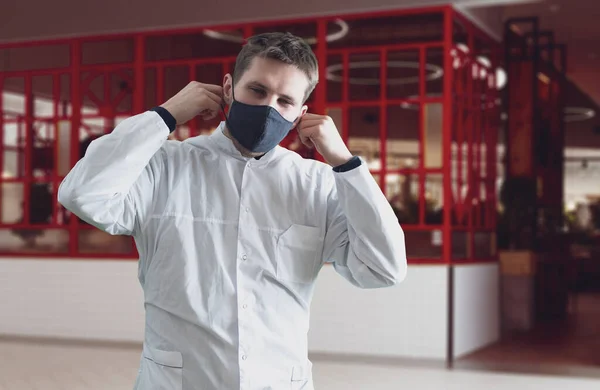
[333,156,362,173]
[150,106,177,133]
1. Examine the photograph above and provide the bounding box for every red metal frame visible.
[0,5,499,262]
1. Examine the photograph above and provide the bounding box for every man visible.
[58,32,406,390]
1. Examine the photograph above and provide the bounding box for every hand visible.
[160,81,223,124]
[296,114,353,167]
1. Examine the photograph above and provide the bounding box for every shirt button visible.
[242,355,247,361]
[245,207,249,212]
[242,254,247,261]
[242,304,248,309]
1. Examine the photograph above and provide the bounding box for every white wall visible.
[0,259,145,341]
[452,263,500,359]
[0,259,450,360]
[309,265,449,360]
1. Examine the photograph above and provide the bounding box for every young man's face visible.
[223,57,310,125]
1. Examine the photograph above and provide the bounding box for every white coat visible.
[58,110,407,390]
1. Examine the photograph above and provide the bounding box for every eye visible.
[279,99,293,107]
[250,87,265,96]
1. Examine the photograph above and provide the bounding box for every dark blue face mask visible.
[224,97,298,154]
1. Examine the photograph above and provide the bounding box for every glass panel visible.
[164,66,191,105]
[144,68,157,110]
[405,231,442,259]
[424,102,443,168]
[110,69,134,114]
[56,119,71,177]
[426,47,444,96]
[452,231,469,259]
[347,106,380,169]
[60,73,72,117]
[82,38,135,65]
[0,228,69,253]
[146,29,244,61]
[474,232,493,259]
[387,50,419,100]
[3,77,25,118]
[0,45,70,72]
[2,182,23,224]
[327,12,444,50]
[32,75,55,118]
[348,52,380,101]
[386,173,419,225]
[253,22,317,46]
[425,174,444,224]
[25,182,55,225]
[387,105,420,170]
[326,54,343,103]
[78,229,135,255]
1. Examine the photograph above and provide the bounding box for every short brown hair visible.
[233,32,319,102]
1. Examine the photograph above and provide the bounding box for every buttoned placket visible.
[236,159,256,389]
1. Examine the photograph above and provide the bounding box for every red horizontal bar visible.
[327,41,443,55]
[368,168,444,175]
[327,97,444,108]
[80,63,133,72]
[0,68,69,77]
[144,57,238,68]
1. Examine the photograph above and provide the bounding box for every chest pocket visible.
[276,224,324,284]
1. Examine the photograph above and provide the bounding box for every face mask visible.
[224,92,297,153]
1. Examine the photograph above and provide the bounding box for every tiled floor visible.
[456,293,600,379]
[1,338,600,390]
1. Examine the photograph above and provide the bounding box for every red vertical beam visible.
[188,65,197,137]
[156,65,164,108]
[52,73,60,225]
[442,8,454,265]
[315,19,328,163]
[103,72,111,134]
[342,52,349,144]
[0,75,4,223]
[69,41,82,256]
[23,75,33,226]
[419,47,426,225]
[379,49,388,193]
[133,34,145,114]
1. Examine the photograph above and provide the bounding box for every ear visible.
[293,105,309,128]
[223,74,234,106]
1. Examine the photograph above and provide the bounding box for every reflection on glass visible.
[386,173,419,224]
[452,231,469,259]
[2,183,23,224]
[387,50,419,100]
[474,232,493,259]
[348,52,380,101]
[426,48,444,96]
[387,105,420,169]
[425,174,444,224]
[405,231,442,259]
[424,103,442,168]
[78,229,134,255]
[327,55,343,102]
[0,228,69,253]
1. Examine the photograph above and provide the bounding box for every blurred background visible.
[0,0,599,388]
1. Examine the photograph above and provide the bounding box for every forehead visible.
[237,57,310,101]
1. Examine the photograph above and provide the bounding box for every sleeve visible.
[322,161,407,288]
[57,111,170,236]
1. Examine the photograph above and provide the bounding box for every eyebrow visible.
[247,81,298,105]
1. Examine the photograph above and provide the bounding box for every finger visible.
[201,84,224,96]
[203,89,224,107]
[298,118,325,129]
[297,129,315,149]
